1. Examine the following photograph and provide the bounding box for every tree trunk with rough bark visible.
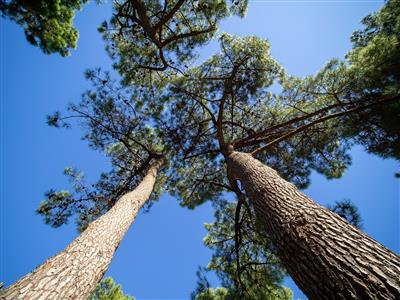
[1,158,164,300]
[227,150,400,299]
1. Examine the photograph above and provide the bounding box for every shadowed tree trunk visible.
[227,150,400,299]
[1,158,164,300]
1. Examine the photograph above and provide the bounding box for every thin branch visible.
[161,26,215,47]
[195,179,233,191]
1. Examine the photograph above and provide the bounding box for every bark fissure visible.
[1,158,164,300]
[227,150,400,299]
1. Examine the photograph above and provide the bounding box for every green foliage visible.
[194,284,292,300]
[328,199,362,229]
[41,0,399,231]
[160,34,356,208]
[0,0,89,56]
[192,201,292,299]
[37,189,74,227]
[38,0,397,250]
[194,287,229,300]
[273,60,358,185]
[349,0,400,95]
[344,0,400,159]
[89,277,135,300]
[100,0,248,86]
[40,70,167,232]
[161,34,290,207]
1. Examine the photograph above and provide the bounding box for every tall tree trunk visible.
[227,150,400,299]
[1,158,164,300]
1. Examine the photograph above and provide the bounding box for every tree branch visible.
[251,94,400,156]
[154,0,186,30]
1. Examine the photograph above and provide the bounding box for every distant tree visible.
[0,0,89,56]
[89,277,135,300]
[328,199,362,229]
[192,201,292,299]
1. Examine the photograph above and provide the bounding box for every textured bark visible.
[227,151,400,300]
[1,158,164,300]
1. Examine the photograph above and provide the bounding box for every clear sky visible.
[1,1,398,299]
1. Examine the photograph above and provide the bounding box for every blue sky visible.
[1,1,398,299]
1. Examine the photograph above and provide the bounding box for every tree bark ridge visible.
[1,158,164,300]
[227,151,400,299]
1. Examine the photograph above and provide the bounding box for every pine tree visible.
[3,0,400,298]
[1,158,163,300]
[227,150,399,298]
[1,72,166,299]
